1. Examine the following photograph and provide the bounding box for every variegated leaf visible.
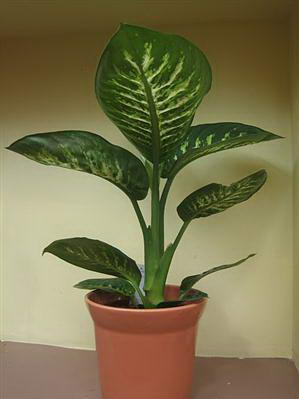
[95,23,212,162]
[74,277,135,297]
[157,289,208,307]
[7,130,149,200]
[177,169,267,222]
[43,237,141,285]
[161,123,282,177]
[180,254,255,296]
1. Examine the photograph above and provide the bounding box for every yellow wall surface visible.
[292,7,299,369]
[1,21,293,357]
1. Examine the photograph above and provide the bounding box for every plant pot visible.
[86,284,207,399]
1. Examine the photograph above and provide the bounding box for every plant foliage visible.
[7,24,282,308]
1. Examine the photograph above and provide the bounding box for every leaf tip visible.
[5,143,20,154]
[42,246,50,256]
[256,169,267,182]
[118,22,130,32]
[258,168,267,175]
[269,132,285,140]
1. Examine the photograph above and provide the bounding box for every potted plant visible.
[7,24,282,399]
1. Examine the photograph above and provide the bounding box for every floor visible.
[1,342,299,399]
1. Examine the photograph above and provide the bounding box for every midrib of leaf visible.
[138,64,161,162]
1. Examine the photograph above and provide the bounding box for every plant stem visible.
[130,198,152,297]
[138,66,161,294]
[172,220,190,253]
[143,159,160,292]
[130,198,147,238]
[147,220,190,304]
[130,198,148,260]
[132,282,154,309]
[151,161,160,257]
[159,176,174,254]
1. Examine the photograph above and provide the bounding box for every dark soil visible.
[89,289,139,308]
[88,289,188,309]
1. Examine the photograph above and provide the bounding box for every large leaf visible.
[43,237,141,285]
[180,254,255,296]
[74,277,135,297]
[177,169,267,222]
[161,123,282,177]
[7,130,148,200]
[95,23,212,162]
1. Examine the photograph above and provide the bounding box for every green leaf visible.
[180,254,255,295]
[74,277,135,297]
[95,23,212,163]
[157,289,208,308]
[177,169,267,222]
[43,237,141,286]
[7,130,149,200]
[161,122,282,178]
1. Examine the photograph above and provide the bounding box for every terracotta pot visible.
[86,285,207,399]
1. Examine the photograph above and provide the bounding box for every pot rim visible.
[85,284,207,314]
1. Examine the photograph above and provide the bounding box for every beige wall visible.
[291,7,299,369]
[1,21,293,357]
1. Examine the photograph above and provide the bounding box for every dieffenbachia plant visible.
[7,24,282,308]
